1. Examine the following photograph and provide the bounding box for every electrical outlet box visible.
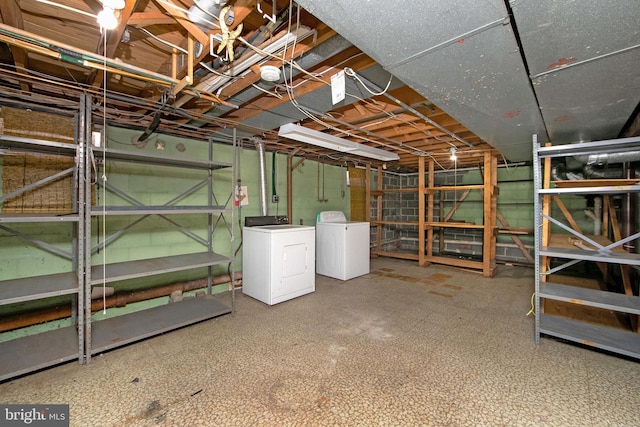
[272,195,279,203]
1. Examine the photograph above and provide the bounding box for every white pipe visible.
[584,196,602,235]
[255,139,268,216]
[594,196,602,235]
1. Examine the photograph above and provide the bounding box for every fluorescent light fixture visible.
[278,123,400,162]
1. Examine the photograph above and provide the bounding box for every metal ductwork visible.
[188,0,228,31]
[583,164,640,179]
[254,139,268,216]
[573,151,640,166]
[551,162,640,181]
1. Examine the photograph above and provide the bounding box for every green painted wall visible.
[0,126,350,322]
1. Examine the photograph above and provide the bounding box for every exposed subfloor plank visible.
[90,296,231,354]
[0,326,79,381]
[540,314,640,359]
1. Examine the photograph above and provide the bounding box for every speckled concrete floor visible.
[1,258,640,426]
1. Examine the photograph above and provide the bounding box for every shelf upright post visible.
[71,110,80,359]
[207,137,214,296]
[83,93,93,364]
[532,134,542,345]
[231,128,237,313]
[76,93,90,364]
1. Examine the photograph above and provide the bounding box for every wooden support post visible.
[482,151,497,277]
[602,195,610,237]
[187,35,194,84]
[171,49,177,80]
[606,196,634,297]
[418,157,426,266]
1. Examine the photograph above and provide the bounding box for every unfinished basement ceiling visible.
[295,0,640,161]
[0,0,638,171]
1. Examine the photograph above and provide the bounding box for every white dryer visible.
[316,211,370,281]
[242,224,315,305]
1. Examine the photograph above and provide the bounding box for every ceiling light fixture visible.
[260,65,281,82]
[450,146,457,161]
[278,123,400,162]
[97,0,125,31]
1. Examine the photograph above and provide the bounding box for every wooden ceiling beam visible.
[0,0,30,91]
[128,12,176,26]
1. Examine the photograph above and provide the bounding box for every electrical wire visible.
[36,0,96,18]
[344,67,393,96]
[136,27,187,54]
[526,292,535,316]
[251,82,283,99]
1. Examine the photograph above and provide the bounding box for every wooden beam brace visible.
[443,189,471,222]
[552,195,583,234]
[496,209,534,264]
[292,158,305,170]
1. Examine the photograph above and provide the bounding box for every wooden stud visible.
[418,156,425,266]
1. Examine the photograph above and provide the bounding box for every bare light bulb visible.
[97,7,118,30]
[97,0,125,30]
[449,146,457,161]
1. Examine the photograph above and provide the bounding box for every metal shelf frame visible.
[533,134,640,358]
[84,127,236,363]
[0,96,237,380]
[0,96,89,379]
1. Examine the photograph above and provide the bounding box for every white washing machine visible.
[242,224,315,305]
[316,211,370,280]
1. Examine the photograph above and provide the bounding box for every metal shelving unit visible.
[1,97,237,380]
[84,134,235,361]
[0,98,89,381]
[533,134,640,359]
